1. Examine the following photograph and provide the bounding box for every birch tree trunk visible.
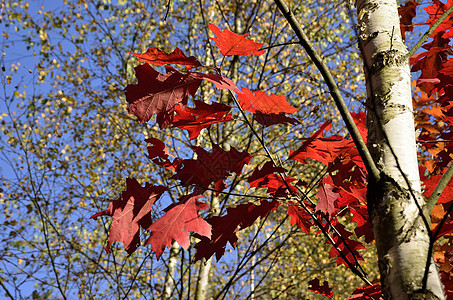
[162,241,179,299]
[356,0,445,298]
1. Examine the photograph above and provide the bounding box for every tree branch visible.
[0,280,14,300]
[407,4,453,59]
[273,0,380,182]
[426,162,453,212]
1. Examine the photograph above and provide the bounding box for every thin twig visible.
[260,41,300,51]
[0,280,14,300]
[163,0,172,22]
[407,4,453,59]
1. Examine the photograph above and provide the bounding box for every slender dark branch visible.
[426,162,453,212]
[260,41,299,51]
[293,198,373,285]
[215,214,283,299]
[121,253,152,300]
[163,0,172,21]
[273,0,380,182]
[419,139,453,143]
[0,280,14,300]
[407,4,453,59]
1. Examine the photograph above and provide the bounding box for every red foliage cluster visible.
[91,4,453,296]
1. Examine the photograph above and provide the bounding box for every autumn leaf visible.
[145,137,176,170]
[191,72,238,91]
[347,284,382,300]
[351,111,368,141]
[194,200,279,261]
[330,155,367,191]
[172,144,252,192]
[209,23,265,56]
[398,0,419,40]
[90,178,167,255]
[350,205,374,243]
[421,172,453,205]
[247,161,298,196]
[125,64,201,127]
[288,121,353,166]
[316,181,339,215]
[410,32,450,94]
[254,112,300,126]
[172,101,233,139]
[247,161,287,187]
[287,203,313,234]
[308,278,334,298]
[433,221,453,241]
[326,222,366,267]
[235,87,297,114]
[145,193,211,259]
[130,47,201,70]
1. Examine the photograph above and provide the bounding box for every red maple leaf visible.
[347,284,382,300]
[308,278,334,298]
[235,87,297,115]
[130,47,201,70]
[398,1,419,40]
[191,72,238,91]
[90,178,167,254]
[194,200,279,261]
[172,101,233,139]
[145,193,211,259]
[145,137,176,170]
[351,111,368,141]
[254,112,300,126]
[288,121,331,163]
[350,205,374,243]
[324,222,365,267]
[209,23,265,56]
[289,121,354,166]
[125,65,201,127]
[172,144,252,192]
[330,154,367,191]
[247,161,287,187]
[316,180,339,215]
[247,161,298,196]
[441,271,453,298]
[287,203,313,234]
[410,32,450,94]
[433,221,453,241]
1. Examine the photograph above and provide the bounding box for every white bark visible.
[195,258,212,300]
[356,0,445,298]
[163,241,179,299]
